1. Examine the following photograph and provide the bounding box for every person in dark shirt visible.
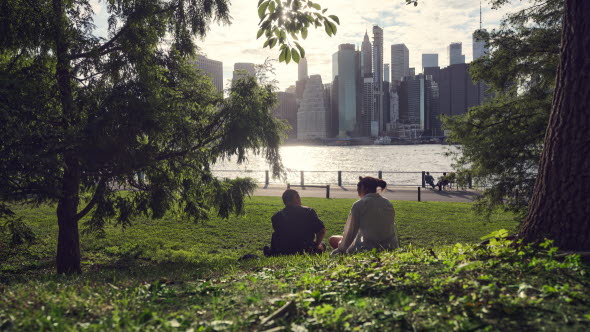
[263,189,326,256]
[425,172,436,189]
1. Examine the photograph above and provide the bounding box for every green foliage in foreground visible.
[2,198,589,331]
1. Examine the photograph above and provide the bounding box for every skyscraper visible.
[296,57,309,100]
[361,31,372,78]
[398,76,422,126]
[472,3,490,105]
[429,81,442,136]
[273,92,298,140]
[398,74,436,130]
[382,81,391,129]
[448,43,465,65]
[424,66,441,84]
[323,83,333,137]
[472,31,488,60]
[362,77,375,136]
[438,63,480,117]
[384,64,390,82]
[298,57,308,81]
[191,55,223,92]
[329,76,339,137]
[390,89,399,125]
[373,25,384,133]
[372,26,383,87]
[232,62,256,82]
[297,75,328,139]
[472,2,489,60]
[422,54,439,70]
[391,44,409,82]
[332,44,358,137]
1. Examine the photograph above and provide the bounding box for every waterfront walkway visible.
[254,184,480,203]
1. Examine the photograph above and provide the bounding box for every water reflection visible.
[212,145,459,186]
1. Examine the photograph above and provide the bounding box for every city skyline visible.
[89,0,526,91]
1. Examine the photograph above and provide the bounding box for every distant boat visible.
[374,136,392,145]
[326,140,352,146]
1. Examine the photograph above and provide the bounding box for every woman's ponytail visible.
[358,176,387,193]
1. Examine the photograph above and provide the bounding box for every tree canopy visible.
[0,0,338,273]
[443,0,563,219]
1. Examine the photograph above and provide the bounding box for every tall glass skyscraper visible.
[192,55,223,92]
[422,54,439,70]
[447,43,465,65]
[332,44,358,137]
[391,44,409,82]
[473,2,489,61]
[373,25,384,133]
[297,75,327,139]
[298,57,308,81]
[472,30,488,60]
[361,32,372,78]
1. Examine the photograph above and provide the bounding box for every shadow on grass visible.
[423,189,480,200]
[0,256,251,286]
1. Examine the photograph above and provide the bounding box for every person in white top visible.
[329,176,400,254]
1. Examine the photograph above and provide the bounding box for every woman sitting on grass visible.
[329,176,400,254]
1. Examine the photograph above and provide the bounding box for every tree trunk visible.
[53,0,82,274]
[519,0,590,250]
[56,155,81,274]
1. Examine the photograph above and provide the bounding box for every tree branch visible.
[68,3,179,60]
[74,178,107,221]
[69,30,125,60]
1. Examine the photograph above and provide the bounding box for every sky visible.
[91,0,527,91]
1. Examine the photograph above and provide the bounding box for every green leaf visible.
[295,42,305,59]
[291,48,300,63]
[269,1,276,13]
[329,21,337,35]
[269,38,277,49]
[258,1,269,19]
[322,8,328,13]
[279,48,286,62]
[324,21,332,36]
[256,28,265,39]
[311,3,321,10]
[263,39,270,48]
[301,27,308,40]
[285,47,291,64]
[329,15,340,25]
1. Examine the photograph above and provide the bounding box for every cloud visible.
[198,0,526,90]
[90,0,527,90]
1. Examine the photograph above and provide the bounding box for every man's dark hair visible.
[282,189,300,205]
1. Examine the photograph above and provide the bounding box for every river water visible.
[212,145,460,186]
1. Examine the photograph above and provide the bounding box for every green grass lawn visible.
[1,197,516,273]
[1,197,589,331]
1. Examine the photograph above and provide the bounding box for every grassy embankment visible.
[1,197,589,331]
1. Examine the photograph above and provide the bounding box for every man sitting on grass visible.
[263,189,326,256]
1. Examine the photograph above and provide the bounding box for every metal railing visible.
[212,169,482,190]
